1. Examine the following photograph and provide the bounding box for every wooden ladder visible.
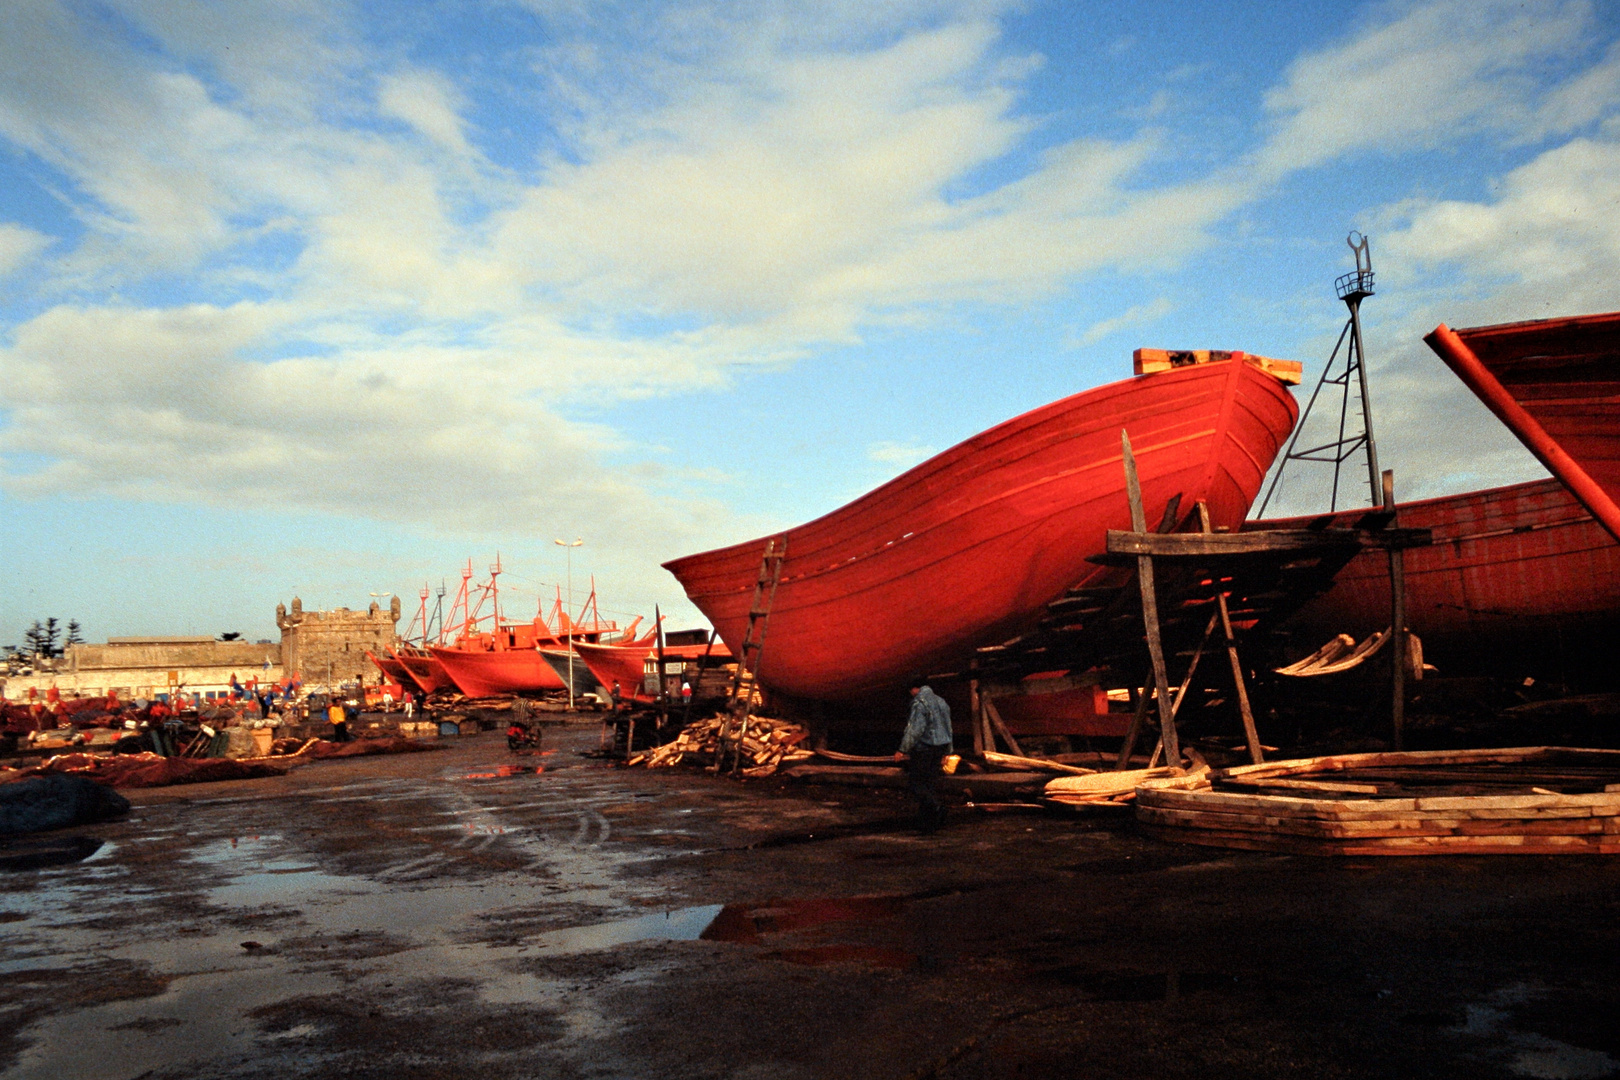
[715,536,787,773]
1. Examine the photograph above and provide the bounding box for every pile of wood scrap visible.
[1044,764,1209,807]
[1134,746,1620,855]
[629,715,815,777]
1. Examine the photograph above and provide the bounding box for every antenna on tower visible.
[1257,231,1383,516]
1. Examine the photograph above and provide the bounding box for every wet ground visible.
[3,721,1619,1080]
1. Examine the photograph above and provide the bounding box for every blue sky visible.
[4,0,1620,644]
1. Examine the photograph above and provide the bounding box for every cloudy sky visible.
[3,0,1619,644]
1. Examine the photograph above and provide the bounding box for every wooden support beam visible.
[1134,347,1304,385]
[1123,430,1180,766]
[969,679,984,757]
[981,697,1024,757]
[1200,502,1264,765]
[1385,470,1408,752]
[1101,526,1432,560]
[977,670,1104,699]
[1115,684,1152,771]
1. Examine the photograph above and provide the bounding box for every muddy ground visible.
[2,719,1618,1080]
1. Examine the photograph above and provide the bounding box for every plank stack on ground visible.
[1134,746,1620,855]
[1044,764,1209,807]
[630,715,815,777]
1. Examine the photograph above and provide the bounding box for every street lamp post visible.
[554,538,583,710]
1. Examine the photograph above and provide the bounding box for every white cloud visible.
[1078,297,1173,346]
[0,224,51,276]
[1257,0,1608,177]
[1381,134,1620,307]
[378,71,475,156]
[5,0,1620,569]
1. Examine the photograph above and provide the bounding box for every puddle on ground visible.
[1456,991,1620,1080]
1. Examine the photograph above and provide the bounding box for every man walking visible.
[895,681,953,833]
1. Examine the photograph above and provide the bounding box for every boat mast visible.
[1257,231,1383,515]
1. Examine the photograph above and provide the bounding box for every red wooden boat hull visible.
[1255,478,1620,670]
[571,640,735,704]
[391,647,453,694]
[664,360,1299,703]
[1426,312,1620,543]
[367,651,423,694]
[429,645,565,697]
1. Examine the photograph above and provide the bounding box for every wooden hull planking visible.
[664,360,1298,702]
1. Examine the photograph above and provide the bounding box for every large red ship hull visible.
[367,651,422,694]
[429,646,565,697]
[1255,478,1620,670]
[391,647,454,694]
[664,360,1299,703]
[1426,312,1620,543]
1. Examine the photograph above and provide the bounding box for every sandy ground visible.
[2,719,1619,1080]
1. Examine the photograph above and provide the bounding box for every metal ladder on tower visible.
[714,536,787,774]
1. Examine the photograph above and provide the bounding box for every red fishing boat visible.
[572,633,734,705]
[390,645,454,695]
[1257,478,1620,667]
[428,563,633,697]
[1425,311,1620,543]
[664,355,1300,703]
[366,650,422,694]
[1253,311,1620,678]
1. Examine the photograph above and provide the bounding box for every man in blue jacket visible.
[895,681,953,833]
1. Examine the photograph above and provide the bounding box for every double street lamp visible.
[554,538,583,710]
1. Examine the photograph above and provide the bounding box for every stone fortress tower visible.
[277,595,402,687]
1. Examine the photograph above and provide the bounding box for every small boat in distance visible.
[664,354,1300,704]
[428,562,637,697]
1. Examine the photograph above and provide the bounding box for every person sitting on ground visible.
[894,681,954,833]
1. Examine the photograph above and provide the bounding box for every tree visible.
[23,618,61,659]
[219,632,242,641]
[66,620,84,648]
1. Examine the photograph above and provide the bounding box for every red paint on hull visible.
[993,685,1128,738]
[1254,478,1620,650]
[664,360,1299,702]
[367,651,422,694]
[1426,312,1620,542]
[571,640,734,704]
[429,646,565,697]
[391,647,454,694]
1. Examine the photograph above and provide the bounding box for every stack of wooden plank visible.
[630,715,816,776]
[1134,747,1620,854]
[1044,764,1208,806]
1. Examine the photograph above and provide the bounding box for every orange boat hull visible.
[664,360,1298,702]
[429,645,564,697]
[392,647,453,694]
[572,640,734,704]
[1256,478,1620,671]
[367,651,421,694]
[1426,311,1620,543]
